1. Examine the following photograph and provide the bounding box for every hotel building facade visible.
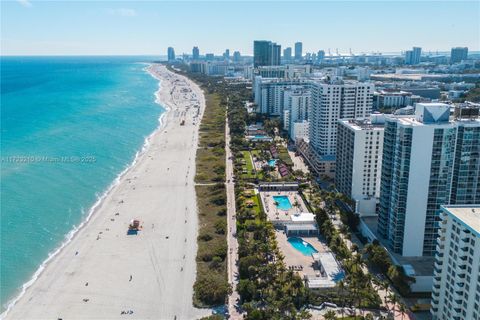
[378,103,480,257]
[336,114,385,216]
[430,205,480,320]
[309,79,374,157]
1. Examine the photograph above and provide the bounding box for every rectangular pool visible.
[273,195,292,210]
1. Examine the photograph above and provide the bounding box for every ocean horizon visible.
[0,56,165,309]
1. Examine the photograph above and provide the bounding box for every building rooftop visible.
[443,205,480,237]
[390,114,480,127]
[376,89,412,96]
[310,251,344,287]
[340,114,386,131]
[290,212,316,223]
[285,223,318,232]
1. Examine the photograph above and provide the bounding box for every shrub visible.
[201,252,213,262]
[194,273,231,306]
[213,242,228,260]
[237,279,257,302]
[200,315,223,320]
[238,255,260,279]
[214,219,227,234]
[212,195,226,206]
[388,264,415,295]
[214,165,226,175]
[198,232,213,242]
[364,243,391,274]
[210,256,223,270]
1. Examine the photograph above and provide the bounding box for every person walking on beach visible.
[129,275,132,282]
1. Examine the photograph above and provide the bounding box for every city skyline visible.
[2,1,479,56]
[2,0,480,317]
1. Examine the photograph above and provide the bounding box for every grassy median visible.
[195,93,226,184]
[192,91,230,307]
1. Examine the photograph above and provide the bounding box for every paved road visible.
[225,117,242,319]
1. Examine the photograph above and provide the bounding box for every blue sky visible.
[1,1,479,55]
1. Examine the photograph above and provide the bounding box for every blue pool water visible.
[287,237,318,256]
[268,159,277,167]
[273,195,292,210]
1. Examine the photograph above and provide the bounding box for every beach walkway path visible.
[225,115,243,319]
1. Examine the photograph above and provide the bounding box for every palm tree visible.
[350,254,364,275]
[337,280,346,319]
[293,200,301,212]
[324,310,337,320]
[381,280,390,310]
[388,293,399,319]
[399,302,408,320]
[344,276,358,318]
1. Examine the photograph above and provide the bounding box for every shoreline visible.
[3,64,211,320]
[1,64,169,317]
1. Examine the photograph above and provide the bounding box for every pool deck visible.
[251,153,282,179]
[260,191,309,223]
[275,231,329,278]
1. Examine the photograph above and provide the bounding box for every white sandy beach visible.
[3,64,211,320]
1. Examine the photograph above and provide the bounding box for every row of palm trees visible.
[322,286,408,320]
[308,186,415,320]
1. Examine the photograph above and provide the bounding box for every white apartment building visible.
[255,64,312,79]
[283,88,310,140]
[205,62,229,76]
[253,76,308,116]
[373,90,412,110]
[431,205,480,320]
[336,114,385,216]
[378,103,480,257]
[309,78,374,157]
[290,120,309,142]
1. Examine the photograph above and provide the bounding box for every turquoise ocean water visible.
[0,56,164,309]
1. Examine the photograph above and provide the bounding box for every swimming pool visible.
[268,159,277,167]
[287,237,318,256]
[273,195,292,210]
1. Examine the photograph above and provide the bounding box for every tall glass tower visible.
[378,103,480,256]
[253,40,281,67]
[295,42,303,60]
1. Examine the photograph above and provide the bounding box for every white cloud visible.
[107,8,137,17]
[17,0,32,8]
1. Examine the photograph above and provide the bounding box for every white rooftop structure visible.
[415,102,450,123]
[284,223,318,233]
[431,205,480,320]
[290,212,315,223]
[443,205,480,236]
[285,213,318,236]
[307,252,344,289]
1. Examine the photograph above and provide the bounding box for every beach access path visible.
[225,116,243,319]
[4,64,211,320]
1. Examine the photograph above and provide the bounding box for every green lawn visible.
[241,151,256,179]
[251,149,262,159]
[243,191,262,215]
[277,145,294,166]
